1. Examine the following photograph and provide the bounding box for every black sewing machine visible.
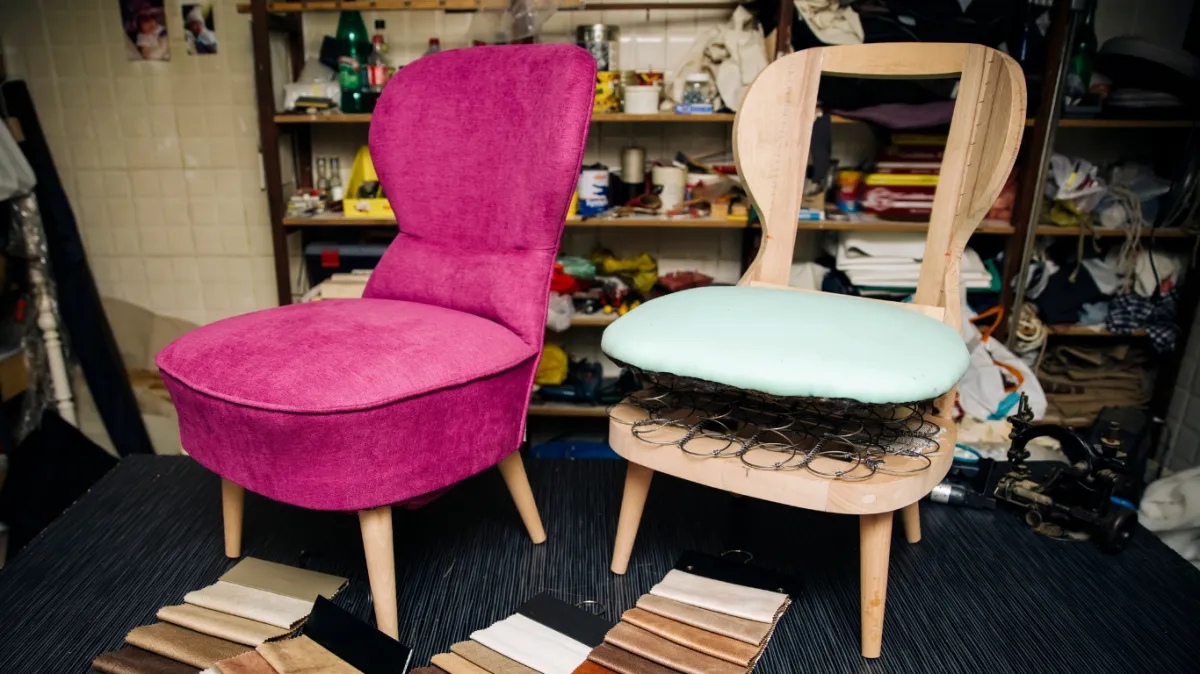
[991,395,1141,553]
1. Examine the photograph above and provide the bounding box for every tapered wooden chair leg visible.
[611,462,655,575]
[860,511,893,658]
[497,451,547,544]
[221,478,244,559]
[358,506,399,639]
[900,502,921,544]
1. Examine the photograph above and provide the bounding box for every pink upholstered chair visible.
[155,45,596,638]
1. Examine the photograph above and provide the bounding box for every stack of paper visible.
[831,232,993,291]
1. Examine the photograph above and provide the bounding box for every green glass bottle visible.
[1067,0,1098,99]
[336,10,370,114]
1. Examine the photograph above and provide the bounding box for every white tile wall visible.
[0,0,275,327]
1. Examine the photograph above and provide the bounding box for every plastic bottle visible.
[336,10,370,113]
[425,38,441,56]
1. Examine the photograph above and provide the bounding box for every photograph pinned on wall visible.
[119,0,170,61]
[182,1,218,55]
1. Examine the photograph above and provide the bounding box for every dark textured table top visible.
[0,456,1198,673]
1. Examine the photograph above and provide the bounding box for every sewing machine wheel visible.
[1097,507,1137,553]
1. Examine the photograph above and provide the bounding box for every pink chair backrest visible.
[363,45,596,347]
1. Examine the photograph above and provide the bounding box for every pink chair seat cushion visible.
[157,299,536,413]
[155,299,540,511]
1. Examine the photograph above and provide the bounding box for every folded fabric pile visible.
[1037,344,1152,425]
[830,231,993,293]
[92,558,348,674]
[582,568,792,674]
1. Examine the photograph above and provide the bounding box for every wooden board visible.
[1047,324,1147,337]
[607,401,956,515]
[239,0,579,14]
[527,402,610,418]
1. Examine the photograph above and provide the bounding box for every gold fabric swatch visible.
[622,608,759,667]
[159,604,292,647]
[587,643,676,674]
[185,582,313,630]
[215,650,280,674]
[604,623,746,674]
[635,595,772,646]
[219,558,347,603]
[125,622,251,669]
[431,653,490,674]
[450,640,538,674]
[92,644,200,674]
[257,635,362,674]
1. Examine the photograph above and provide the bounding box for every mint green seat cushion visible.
[600,285,969,404]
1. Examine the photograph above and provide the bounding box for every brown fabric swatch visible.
[159,604,292,647]
[92,644,200,674]
[215,650,280,674]
[636,594,772,646]
[573,661,618,674]
[220,558,347,602]
[125,622,251,669]
[409,668,447,674]
[604,623,746,674]
[450,640,538,674]
[622,608,759,667]
[587,643,677,674]
[257,635,361,674]
[430,653,489,674]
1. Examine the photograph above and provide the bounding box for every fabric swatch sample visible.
[92,644,200,674]
[304,595,412,674]
[672,552,799,598]
[604,623,745,674]
[587,643,676,674]
[621,608,758,667]
[125,622,250,669]
[159,603,292,646]
[186,581,313,629]
[409,669,447,674]
[216,650,280,674]
[471,613,592,674]
[516,593,612,648]
[649,570,788,624]
[572,662,617,674]
[202,669,219,674]
[431,653,489,674]
[220,557,347,602]
[635,595,772,646]
[450,640,538,674]
[257,635,362,674]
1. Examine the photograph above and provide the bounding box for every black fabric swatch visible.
[673,551,803,598]
[515,593,613,648]
[303,596,413,674]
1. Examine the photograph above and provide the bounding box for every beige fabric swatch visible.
[648,570,788,624]
[125,622,250,669]
[159,604,292,646]
[635,595,772,646]
[220,558,347,602]
[604,622,746,674]
[431,653,490,674]
[257,635,362,674]
[216,650,280,674]
[185,582,313,629]
[450,641,538,674]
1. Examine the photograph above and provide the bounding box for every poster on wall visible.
[119,0,170,61]
[182,2,218,55]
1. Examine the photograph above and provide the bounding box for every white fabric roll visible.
[649,569,789,624]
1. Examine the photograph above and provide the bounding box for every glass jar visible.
[576,24,619,72]
[682,73,712,106]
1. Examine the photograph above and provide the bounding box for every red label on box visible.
[320,250,340,268]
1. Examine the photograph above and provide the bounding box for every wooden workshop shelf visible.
[785,218,1015,234]
[1046,324,1146,337]
[567,216,745,228]
[239,0,579,14]
[527,401,610,418]
[568,314,619,327]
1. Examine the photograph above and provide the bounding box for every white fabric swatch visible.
[470,614,591,674]
[649,569,789,624]
[184,581,312,629]
[200,669,219,674]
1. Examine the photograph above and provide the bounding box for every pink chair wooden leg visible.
[359,506,399,639]
[221,478,244,559]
